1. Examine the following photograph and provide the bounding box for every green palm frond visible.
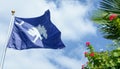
[100,0,120,13]
[100,18,120,41]
[91,0,120,41]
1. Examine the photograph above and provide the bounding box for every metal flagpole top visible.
[11,10,15,15]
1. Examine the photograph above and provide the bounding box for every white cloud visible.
[49,1,96,40]
[45,44,88,69]
[54,56,82,69]
[4,49,57,69]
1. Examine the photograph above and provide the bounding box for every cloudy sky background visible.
[0,0,111,69]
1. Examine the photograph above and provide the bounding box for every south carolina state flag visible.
[7,10,65,50]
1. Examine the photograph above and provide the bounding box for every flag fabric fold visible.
[7,10,65,50]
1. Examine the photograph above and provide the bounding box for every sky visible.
[0,0,111,69]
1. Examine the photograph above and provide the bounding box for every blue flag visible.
[7,10,65,50]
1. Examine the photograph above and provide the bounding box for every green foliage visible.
[92,11,120,41]
[91,0,120,45]
[101,17,120,40]
[83,44,120,69]
[100,0,120,13]
[83,0,120,69]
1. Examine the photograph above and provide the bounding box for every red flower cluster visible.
[86,42,90,46]
[109,14,117,21]
[84,52,88,57]
[82,42,95,68]
[89,52,94,57]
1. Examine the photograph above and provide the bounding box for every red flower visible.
[86,42,90,46]
[84,52,88,57]
[89,52,94,57]
[109,14,117,21]
[82,65,84,69]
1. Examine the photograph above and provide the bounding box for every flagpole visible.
[0,10,15,69]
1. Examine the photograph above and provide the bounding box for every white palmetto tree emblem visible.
[37,25,48,39]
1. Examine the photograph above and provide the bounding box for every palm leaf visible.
[100,0,120,13]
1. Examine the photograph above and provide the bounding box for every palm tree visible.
[100,0,120,14]
[92,0,120,41]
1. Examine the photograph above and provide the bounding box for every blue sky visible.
[0,0,111,69]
